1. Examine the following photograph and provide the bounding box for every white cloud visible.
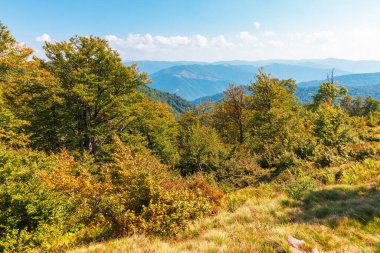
[155,35,189,46]
[239,31,258,43]
[100,27,380,61]
[210,35,234,48]
[105,33,235,51]
[254,21,261,29]
[305,31,337,45]
[264,31,275,37]
[192,34,208,47]
[104,33,237,61]
[35,33,51,42]
[268,40,284,48]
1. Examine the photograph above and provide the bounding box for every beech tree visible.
[0,22,34,147]
[310,82,347,109]
[39,36,149,154]
[212,84,250,144]
[248,70,302,167]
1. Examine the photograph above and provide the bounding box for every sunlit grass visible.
[70,179,380,253]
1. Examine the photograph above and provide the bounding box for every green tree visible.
[363,96,380,116]
[247,70,302,167]
[178,123,225,174]
[119,95,179,164]
[37,36,149,154]
[313,104,357,167]
[311,81,347,109]
[211,84,250,145]
[0,22,34,147]
[363,96,380,126]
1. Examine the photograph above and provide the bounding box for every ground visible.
[70,182,380,253]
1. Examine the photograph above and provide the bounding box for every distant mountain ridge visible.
[298,72,380,87]
[214,58,380,74]
[127,58,380,75]
[147,63,348,100]
[124,60,204,74]
[191,71,380,104]
[125,59,380,104]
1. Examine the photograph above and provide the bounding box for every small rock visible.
[287,236,319,253]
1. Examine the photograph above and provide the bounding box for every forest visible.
[0,21,379,252]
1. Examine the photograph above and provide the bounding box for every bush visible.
[349,143,376,161]
[215,146,270,191]
[178,124,226,174]
[286,177,316,200]
[339,159,379,184]
[0,139,225,251]
[314,145,347,168]
[0,145,68,252]
[280,168,317,200]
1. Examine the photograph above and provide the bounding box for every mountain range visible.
[192,72,380,105]
[147,63,348,100]
[127,58,380,74]
[125,58,380,105]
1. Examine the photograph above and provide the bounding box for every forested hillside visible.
[137,85,193,114]
[0,21,379,252]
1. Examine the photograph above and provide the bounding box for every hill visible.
[124,60,203,74]
[137,85,193,114]
[296,84,380,103]
[149,64,253,100]
[216,58,380,74]
[191,83,380,105]
[127,58,380,75]
[70,154,380,253]
[298,72,380,87]
[149,64,348,100]
[191,72,380,104]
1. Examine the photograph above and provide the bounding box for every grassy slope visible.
[70,186,380,253]
[70,129,380,253]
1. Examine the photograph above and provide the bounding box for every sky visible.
[2,0,380,61]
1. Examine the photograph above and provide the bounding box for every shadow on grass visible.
[289,186,380,227]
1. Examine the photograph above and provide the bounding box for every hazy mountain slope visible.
[149,64,348,100]
[149,65,254,100]
[126,58,380,76]
[309,58,380,73]
[216,58,380,73]
[298,72,380,87]
[295,83,380,103]
[191,83,380,105]
[124,60,203,74]
[263,63,348,81]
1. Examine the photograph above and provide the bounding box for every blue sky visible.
[2,0,380,61]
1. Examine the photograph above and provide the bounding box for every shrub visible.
[349,143,376,161]
[40,139,224,242]
[215,146,270,191]
[339,159,379,184]
[0,139,225,251]
[281,168,317,200]
[314,145,347,168]
[178,124,226,175]
[0,145,68,252]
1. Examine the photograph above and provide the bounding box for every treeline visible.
[0,21,380,252]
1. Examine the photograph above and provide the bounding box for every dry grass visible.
[69,182,380,253]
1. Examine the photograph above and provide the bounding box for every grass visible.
[69,182,380,253]
[70,127,380,253]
